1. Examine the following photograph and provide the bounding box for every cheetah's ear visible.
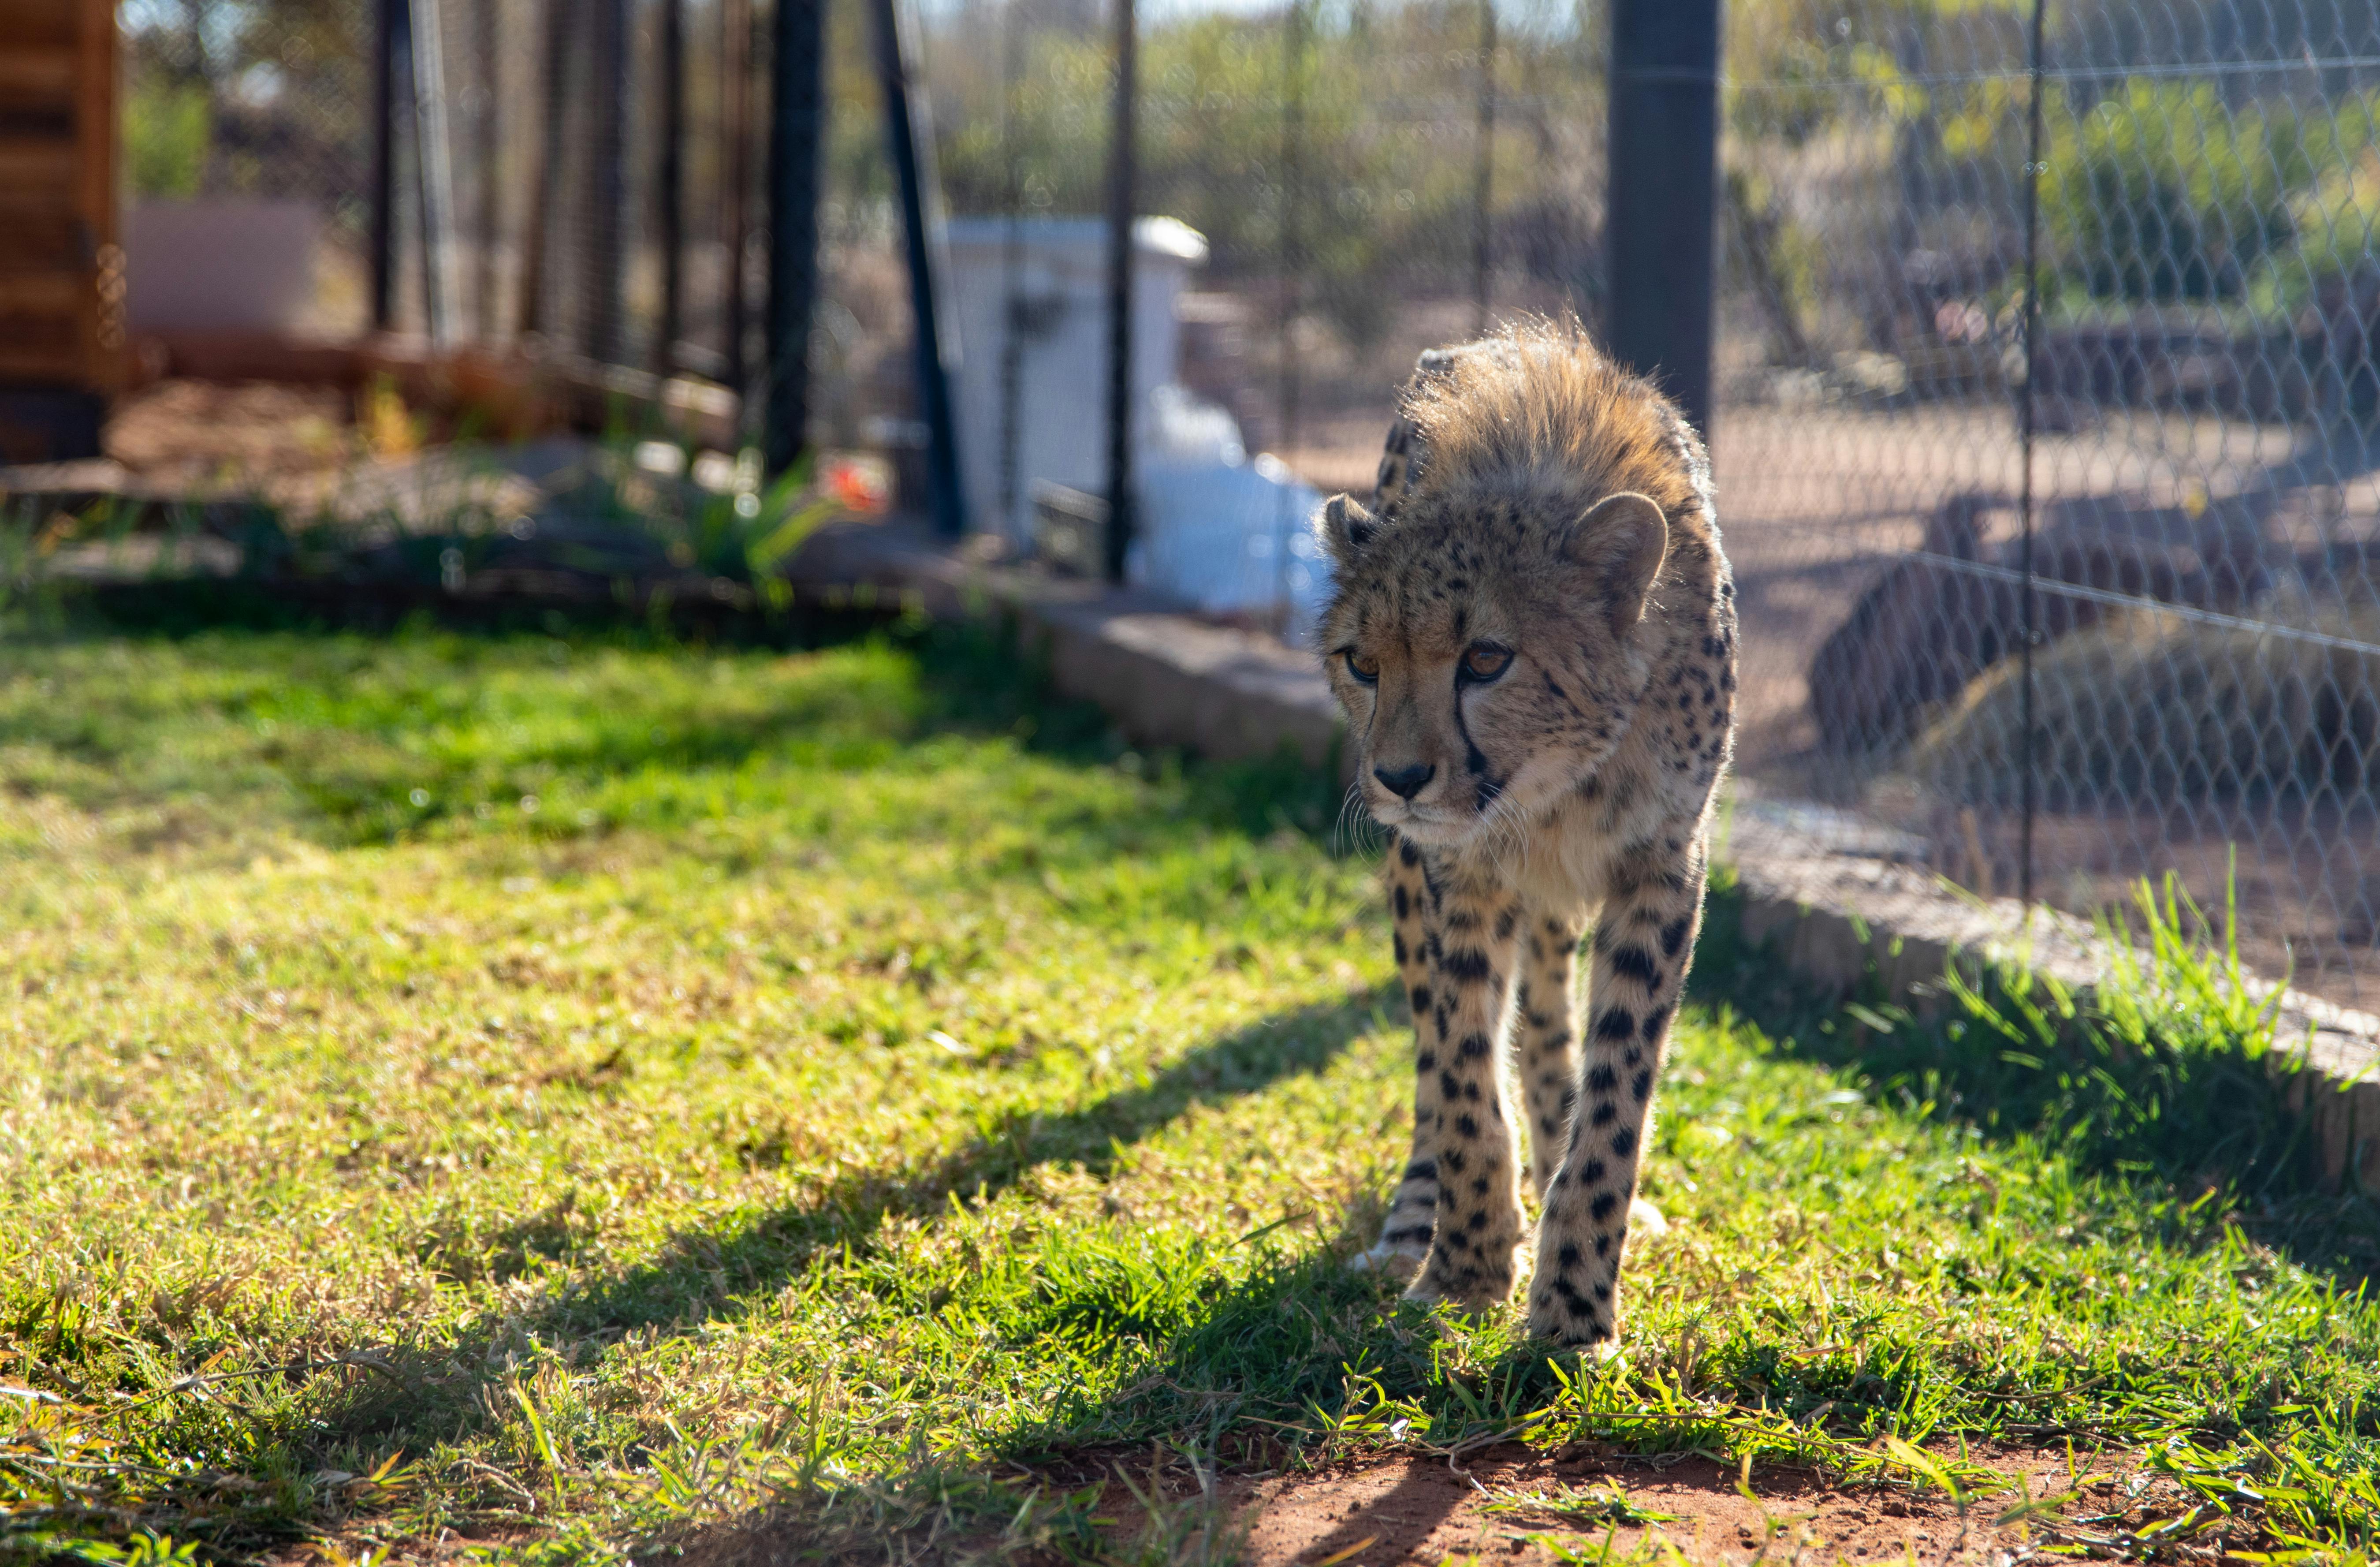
[1318,493,1382,565]
[1562,491,1669,638]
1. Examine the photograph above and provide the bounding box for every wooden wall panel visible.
[0,0,119,409]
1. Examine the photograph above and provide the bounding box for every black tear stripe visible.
[1450,688,1507,810]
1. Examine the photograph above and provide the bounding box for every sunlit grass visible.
[0,621,2374,1565]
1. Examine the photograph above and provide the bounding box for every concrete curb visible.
[784,519,2380,1194]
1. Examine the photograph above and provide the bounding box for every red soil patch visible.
[1217,1442,2131,1566]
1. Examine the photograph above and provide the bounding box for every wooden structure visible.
[0,0,121,463]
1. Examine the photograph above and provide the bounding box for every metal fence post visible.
[872,0,968,537]
[585,0,630,366]
[2016,0,2047,911]
[1103,0,1137,584]
[517,0,570,339]
[1605,0,1718,437]
[473,0,500,340]
[658,0,687,377]
[998,0,1026,543]
[723,0,755,400]
[1274,0,1306,615]
[410,0,457,345]
[370,0,400,331]
[765,0,827,476]
[1472,0,1495,337]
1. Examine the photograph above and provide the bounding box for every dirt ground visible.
[1207,1443,2130,1566]
[667,1440,2150,1567]
[103,378,372,502]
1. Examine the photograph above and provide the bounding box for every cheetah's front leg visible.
[1514,906,1587,1199]
[1353,837,1444,1279]
[1405,880,1527,1315]
[1527,838,1707,1347]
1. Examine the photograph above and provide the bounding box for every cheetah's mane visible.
[1394,317,1707,536]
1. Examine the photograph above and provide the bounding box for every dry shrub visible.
[1906,596,2380,806]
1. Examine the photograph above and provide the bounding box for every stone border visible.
[783,519,2380,1194]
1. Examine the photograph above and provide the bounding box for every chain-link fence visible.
[108,0,2380,1005]
[823,0,1611,615]
[1715,0,2380,1004]
[120,0,376,336]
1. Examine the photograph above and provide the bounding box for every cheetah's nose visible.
[1373,762,1435,801]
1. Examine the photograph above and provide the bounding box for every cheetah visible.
[1314,319,1736,1349]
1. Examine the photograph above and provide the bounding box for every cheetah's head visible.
[1314,486,1668,848]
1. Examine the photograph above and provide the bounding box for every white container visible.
[125,199,321,333]
[1135,451,1331,638]
[942,214,1207,545]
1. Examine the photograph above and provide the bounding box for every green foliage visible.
[2250,91,2380,311]
[2041,80,2298,302]
[125,80,211,199]
[119,0,373,214]
[1748,872,2310,1194]
[926,2,1602,343]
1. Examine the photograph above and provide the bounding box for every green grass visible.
[1,618,2376,1565]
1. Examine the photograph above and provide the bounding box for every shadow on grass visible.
[1687,876,2380,1284]
[325,981,1400,1432]
[281,880,2380,1560]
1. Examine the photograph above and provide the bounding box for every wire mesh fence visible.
[119,0,378,335]
[875,0,1610,617]
[1715,0,2380,1004]
[103,0,2380,1005]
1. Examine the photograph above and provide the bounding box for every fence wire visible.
[119,0,377,336]
[113,0,2380,1005]
[879,0,1607,611]
[1717,0,2380,1004]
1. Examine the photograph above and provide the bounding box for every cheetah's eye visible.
[1460,643,1514,683]
[1342,649,1381,685]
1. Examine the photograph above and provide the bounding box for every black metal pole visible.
[1274,0,1305,612]
[584,0,630,365]
[723,0,754,399]
[1471,0,1495,336]
[517,0,570,338]
[765,0,828,475]
[2018,0,2046,910]
[871,0,968,536]
[370,0,400,331]
[998,0,1026,541]
[657,0,687,376]
[1103,0,1137,583]
[474,0,499,339]
[1605,0,1718,437]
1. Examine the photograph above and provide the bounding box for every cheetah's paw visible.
[1348,1240,1427,1282]
[1523,1296,1623,1356]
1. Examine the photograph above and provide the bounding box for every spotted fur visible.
[1320,319,1737,1349]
